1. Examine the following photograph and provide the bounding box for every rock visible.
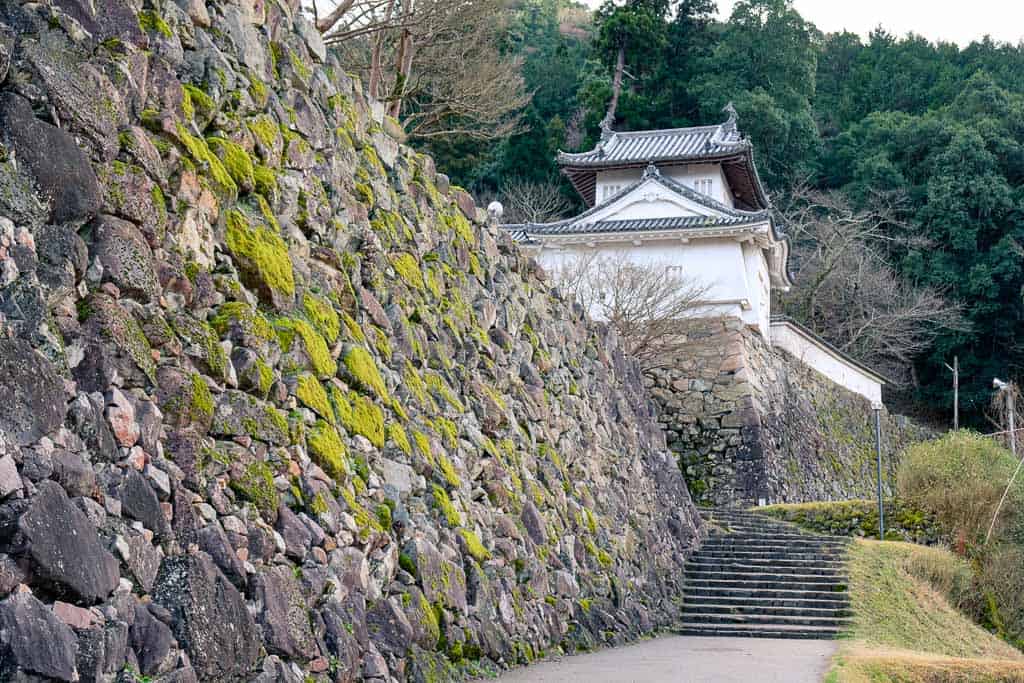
[0,555,26,598]
[0,339,67,446]
[0,590,78,681]
[52,600,99,629]
[211,391,289,446]
[67,393,120,462]
[52,0,148,48]
[131,602,175,676]
[51,450,96,497]
[0,455,21,498]
[0,93,101,225]
[118,467,172,539]
[365,597,414,658]
[378,458,415,495]
[75,620,129,681]
[18,481,120,602]
[321,600,361,681]
[254,565,318,660]
[195,523,245,588]
[89,215,161,303]
[275,504,312,561]
[33,223,89,293]
[122,532,162,594]
[153,553,259,681]
[0,24,11,84]
[521,501,547,546]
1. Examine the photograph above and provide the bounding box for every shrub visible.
[897,430,1024,549]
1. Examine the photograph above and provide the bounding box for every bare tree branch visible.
[498,178,571,224]
[548,252,712,370]
[778,187,970,384]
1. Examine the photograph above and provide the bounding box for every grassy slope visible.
[830,539,1024,682]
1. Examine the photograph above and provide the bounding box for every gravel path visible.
[487,635,837,683]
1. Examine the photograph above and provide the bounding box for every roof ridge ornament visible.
[643,163,661,179]
[723,101,738,128]
[599,112,615,141]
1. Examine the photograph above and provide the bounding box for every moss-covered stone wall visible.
[0,1,701,681]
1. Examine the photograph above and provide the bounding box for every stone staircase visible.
[678,508,852,639]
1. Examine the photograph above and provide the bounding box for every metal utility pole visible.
[945,357,959,431]
[987,378,1021,544]
[873,403,884,541]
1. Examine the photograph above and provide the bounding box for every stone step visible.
[682,602,852,618]
[681,611,853,628]
[675,622,844,640]
[684,586,849,602]
[695,551,846,563]
[689,556,847,571]
[685,568,847,583]
[686,576,848,591]
[706,531,849,542]
[700,540,849,552]
[685,594,850,610]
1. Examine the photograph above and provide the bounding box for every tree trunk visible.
[369,0,399,100]
[605,45,626,125]
[387,0,414,119]
[316,0,357,33]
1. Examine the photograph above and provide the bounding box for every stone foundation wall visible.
[647,317,932,507]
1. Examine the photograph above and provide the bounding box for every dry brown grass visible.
[828,539,1023,682]
[832,646,1024,682]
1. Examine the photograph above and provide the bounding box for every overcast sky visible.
[582,0,1024,47]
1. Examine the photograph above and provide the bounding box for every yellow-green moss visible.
[138,10,172,38]
[303,293,340,343]
[389,422,412,455]
[468,253,484,279]
[175,124,237,196]
[210,301,277,342]
[372,326,392,360]
[433,417,459,449]
[225,209,295,298]
[206,137,255,190]
[230,461,279,517]
[342,312,366,344]
[437,453,460,487]
[248,75,268,105]
[307,420,348,480]
[182,84,214,119]
[402,362,436,410]
[253,166,277,196]
[425,373,464,412]
[256,358,275,395]
[333,389,384,449]
[390,253,424,291]
[343,346,388,399]
[413,430,434,465]
[354,182,374,206]
[296,374,333,422]
[459,529,491,563]
[443,209,475,245]
[277,318,336,378]
[341,487,383,541]
[248,115,279,149]
[432,484,462,527]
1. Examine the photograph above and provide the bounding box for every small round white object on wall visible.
[487,201,504,222]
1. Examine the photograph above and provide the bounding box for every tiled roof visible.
[524,214,762,237]
[557,123,747,168]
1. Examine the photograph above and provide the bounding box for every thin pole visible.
[874,406,884,541]
[1009,389,1017,459]
[953,356,959,431]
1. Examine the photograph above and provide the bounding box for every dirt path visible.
[487,635,837,683]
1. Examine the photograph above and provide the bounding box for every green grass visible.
[828,539,1023,682]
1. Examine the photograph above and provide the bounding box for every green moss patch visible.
[303,293,340,343]
[225,209,295,302]
[296,374,334,422]
[432,485,462,527]
[459,529,491,563]
[230,461,280,518]
[333,389,384,449]
[343,346,388,398]
[307,420,348,480]
[207,137,256,191]
[175,123,237,197]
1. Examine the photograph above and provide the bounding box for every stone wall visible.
[648,317,931,507]
[0,2,701,681]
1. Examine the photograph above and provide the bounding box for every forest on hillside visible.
[311,0,1024,424]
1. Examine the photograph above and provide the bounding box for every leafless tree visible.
[549,251,712,369]
[779,186,968,384]
[307,0,529,140]
[498,178,572,224]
